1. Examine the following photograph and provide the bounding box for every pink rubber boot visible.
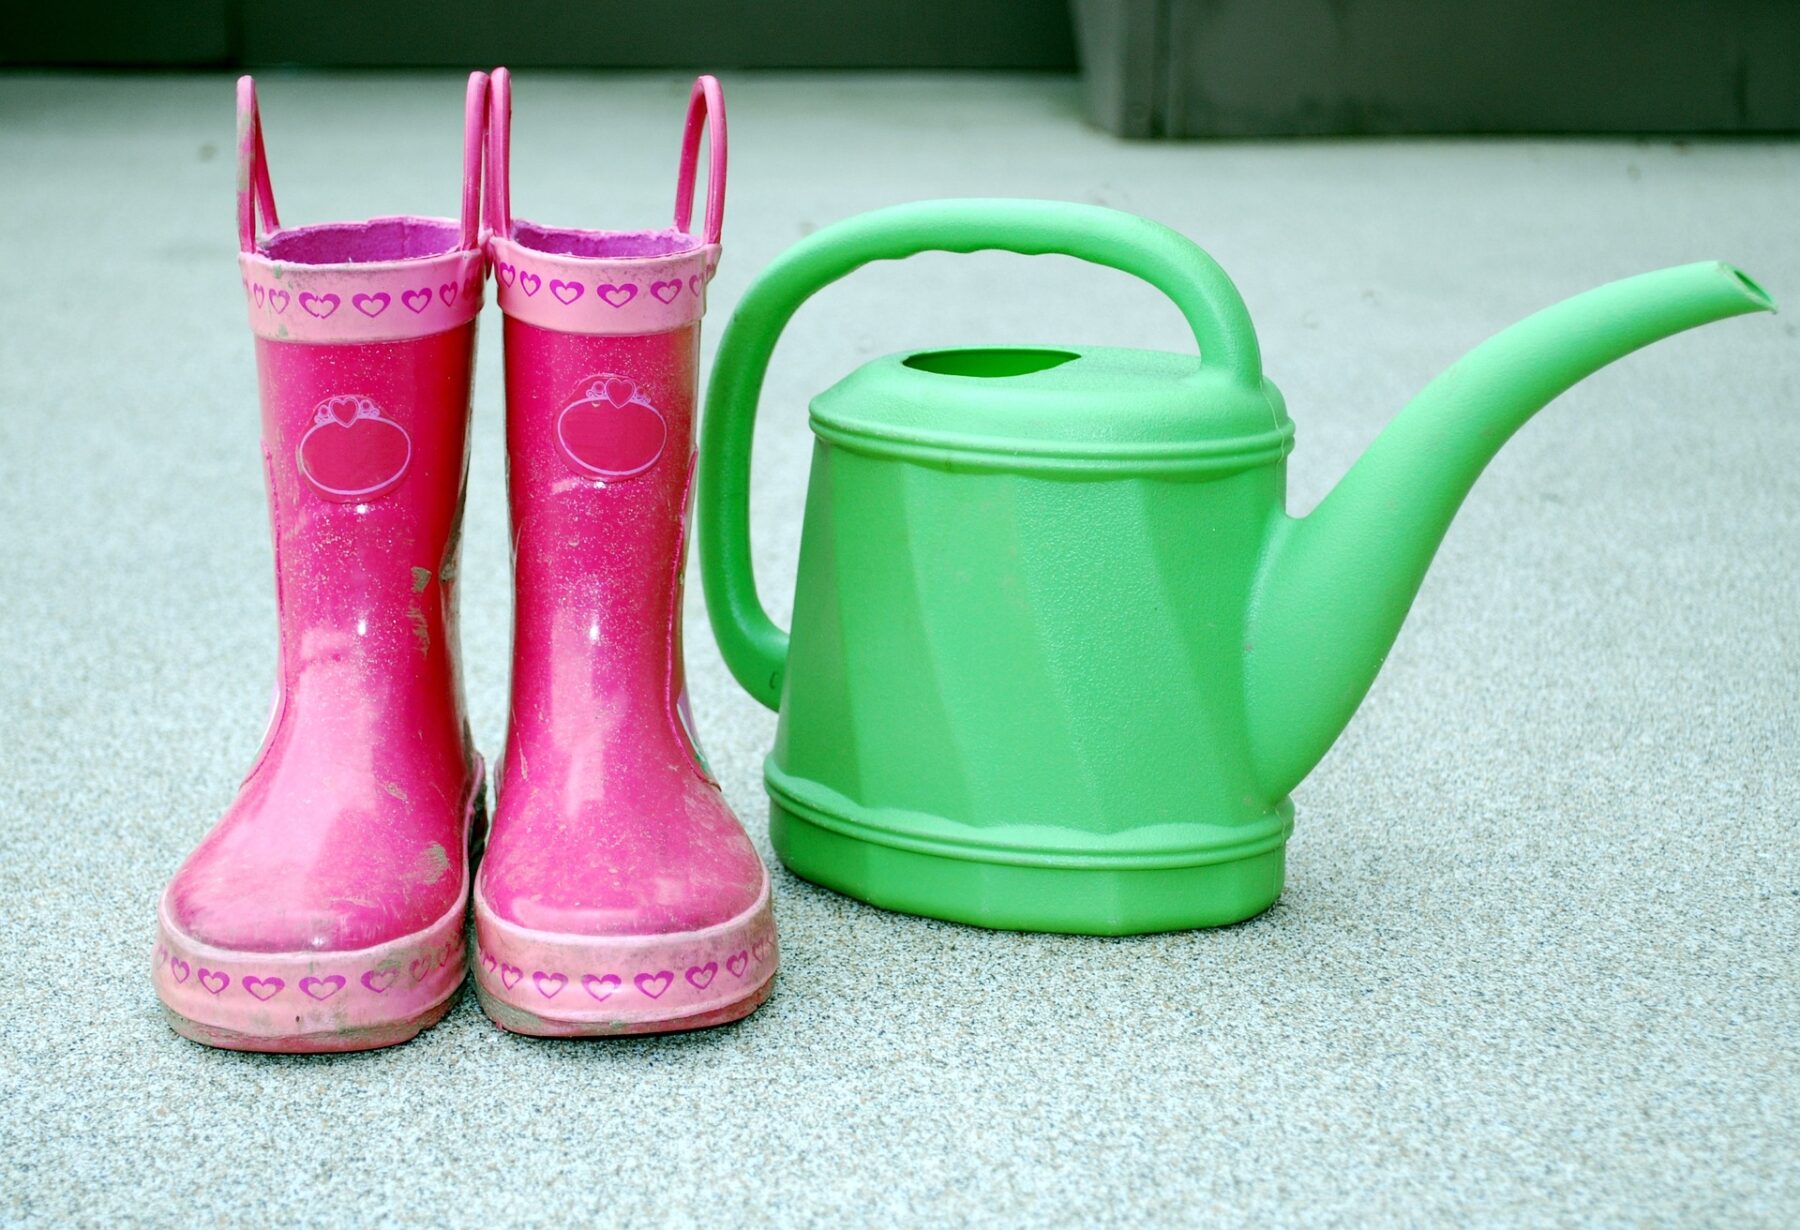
[471,71,778,1035]
[152,76,491,1052]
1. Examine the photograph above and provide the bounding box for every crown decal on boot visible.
[297,393,413,502]
[555,373,668,482]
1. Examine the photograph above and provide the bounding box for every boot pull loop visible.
[459,70,490,251]
[236,76,279,255]
[673,75,726,245]
[485,67,514,242]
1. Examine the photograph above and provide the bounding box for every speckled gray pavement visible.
[1,72,1795,1228]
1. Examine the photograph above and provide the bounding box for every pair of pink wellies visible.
[150,71,777,1052]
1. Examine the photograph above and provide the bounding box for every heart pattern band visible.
[246,275,482,320]
[492,265,704,308]
[487,236,718,337]
[241,241,711,341]
[152,935,462,1003]
[238,247,486,343]
[473,936,776,1004]
[151,928,773,1009]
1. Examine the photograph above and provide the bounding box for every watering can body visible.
[698,200,1771,935]
[773,350,1296,932]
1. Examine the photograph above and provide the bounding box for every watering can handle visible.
[698,198,1263,710]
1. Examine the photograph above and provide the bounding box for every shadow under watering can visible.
[696,199,1774,936]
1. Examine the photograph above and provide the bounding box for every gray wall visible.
[7,0,1077,69]
[1075,0,1800,135]
[15,0,1796,134]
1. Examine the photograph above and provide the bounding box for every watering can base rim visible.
[765,772,1293,935]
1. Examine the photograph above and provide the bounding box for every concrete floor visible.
[1,72,1795,1228]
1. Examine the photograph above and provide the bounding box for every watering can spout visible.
[1243,261,1774,801]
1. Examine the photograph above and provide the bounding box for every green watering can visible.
[697,199,1772,935]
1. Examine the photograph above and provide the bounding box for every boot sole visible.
[151,760,486,1055]
[159,992,461,1053]
[469,874,778,1037]
[473,972,774,1038]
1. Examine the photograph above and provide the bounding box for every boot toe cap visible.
[479,798,767,938]
[165,830,465,954]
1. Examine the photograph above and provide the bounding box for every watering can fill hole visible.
[903,348,1078,378]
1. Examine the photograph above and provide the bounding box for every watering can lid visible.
[810,345,1292,476]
